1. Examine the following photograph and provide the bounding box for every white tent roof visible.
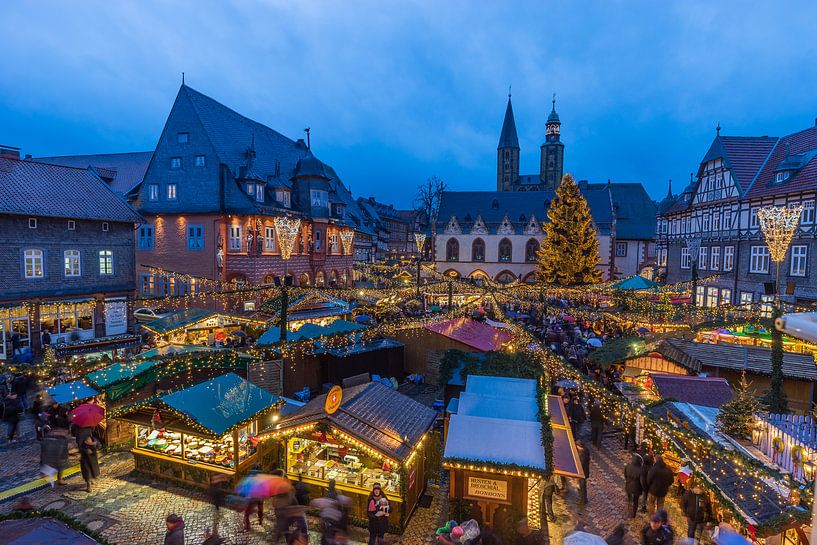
[443,414,546,470]
[456,391,538,422]
[465,375,537,399]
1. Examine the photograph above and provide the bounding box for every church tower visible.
[497,93,520,191]
[540,94,564,189]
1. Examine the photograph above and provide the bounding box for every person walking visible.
[208,474,228,537]
[568,396,586,439]
[366,483,390,545]
[3,393,22,442]
[680,480,711,542]
[12,374,28,412]
[589,399,604,447]
[623,419,637,451]
[163,514,185,545]
[576,440,590,505]
[79,433,101,492]
[294,472,310,506]
[40,427,69,486]
[514,518,545,545]
[542,473,559,522]
[640,512,674,545]
[646,455,674,514]
[639,446,654,513]
[624,453,643,518]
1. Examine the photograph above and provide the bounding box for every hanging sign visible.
[465,476,509,502]
[325,385,343,414]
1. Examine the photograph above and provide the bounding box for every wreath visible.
[791,444,806,466]
[772,437,784,452]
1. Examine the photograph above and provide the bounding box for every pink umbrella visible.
[70,403,105,428]
[235,474,292,499]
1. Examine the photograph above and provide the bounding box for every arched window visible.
[471,238,485,262]
[525,239,540,263]
[446,238,459,261]
[316,271,325,286]
[262,274,275,285]
[498,238,512,262]
[329,270,338,286]
[495,271,516,284]
[298,273,310,286]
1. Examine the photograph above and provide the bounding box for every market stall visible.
[113,372,281,486]
[443,376,583,531]
[141,308,265,346]
[260,381,437,528]
[260,291,353,331]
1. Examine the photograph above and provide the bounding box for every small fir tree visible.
[536,173,602,285]
[716,371,762,440]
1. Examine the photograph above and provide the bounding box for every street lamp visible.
[686,237,701,307]
[758,205,803,307]
[414,232,426,299]
[274,216,301,342]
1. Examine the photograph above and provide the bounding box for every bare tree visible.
[413,176,447,229]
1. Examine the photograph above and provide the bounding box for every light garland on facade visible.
[274,217,302,261]
[340,229,355,255]
[758,205,803,263]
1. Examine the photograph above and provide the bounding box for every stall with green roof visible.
[113,372,282,485]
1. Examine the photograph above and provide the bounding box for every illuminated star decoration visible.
[273,217,301,260]
[414,232,426,254]
[340,229,355,255]
[758,205,803,263]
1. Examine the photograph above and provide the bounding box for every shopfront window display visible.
[287,434,400,495]
[136,421,258,470]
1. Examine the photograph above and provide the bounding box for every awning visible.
[547,395,584,478]
[610,275,659,291]
[142,308,262,335]
[46,380,100,404]
[53,334,142,356]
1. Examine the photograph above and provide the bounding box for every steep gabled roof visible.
[35,151,152,195]
[747,126,817,198]
[606,183,657,240]
[699,136,779,193]
[498,97,519,149]
[0,157,143,223]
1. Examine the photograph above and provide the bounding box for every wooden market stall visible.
[260,291,353,331]
[443,376,583,532]
[141,308,265,346]
[259,381,437,529]
[113,372,281,486]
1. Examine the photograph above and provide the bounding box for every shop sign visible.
[325,385,343,414]
[105,301,127,335]
[466,476,508,502]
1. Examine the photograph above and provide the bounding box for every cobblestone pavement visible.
[546,422,699,544]
[393,475,448,545]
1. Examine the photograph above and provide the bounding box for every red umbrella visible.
[70,403,105,428]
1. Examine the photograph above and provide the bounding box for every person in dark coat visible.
[163,514,185,545]
[514,518,545,545]
[680,481,712,541]
[541,473,559,522]
[589,400,604,446]
[294,472,310,506]
[641,512,674,545]
[3,393,22,442]
[208,474,228,537]
[623,419,637,451]
[568,397,586,439]
[12,374,28,411]
[639,447,654,513]
[79,434,100,492]
[646,455,675,514]
[624,453,643,518]
[366,483,390,545]
[576,440,590,504]
[40,427,70,485]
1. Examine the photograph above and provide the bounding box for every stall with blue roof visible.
[112,372,282,485]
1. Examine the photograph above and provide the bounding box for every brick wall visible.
[137,213,222,279]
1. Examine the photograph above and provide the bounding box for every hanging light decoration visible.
[340,229,355,255]
[758,205,803,263]
[274,217,301,260]
[414,232,426,254]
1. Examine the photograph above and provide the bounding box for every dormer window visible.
[491,199,499,210]
[255,184,264,202]
[246,182,255,196]
[275,190,291,208]
[311,189,328,208]
[775,171,791,183]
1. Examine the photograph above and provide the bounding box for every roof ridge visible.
[37,151,153,159]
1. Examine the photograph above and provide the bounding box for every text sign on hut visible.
[466,477,508,501]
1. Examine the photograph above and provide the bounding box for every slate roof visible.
[656,339,817,381]
[35,151,152,195]
[649,374,733,408]
[498,97,519,149]
[266,381,437,461]
[0,157,143,223]
[747,126,817,198]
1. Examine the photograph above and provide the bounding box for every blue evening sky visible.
[2,1,816,208]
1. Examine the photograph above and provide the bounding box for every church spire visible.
[666,179,673,198]
[498,94,519,149]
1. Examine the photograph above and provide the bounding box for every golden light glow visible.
[274,217,301,260]
[340,229,355,255]
[758,205,803,263]
[414,232,426,254]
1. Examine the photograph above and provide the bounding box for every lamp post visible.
[686,237,701,308]
[414,232,426,300]
[274,216,301,342]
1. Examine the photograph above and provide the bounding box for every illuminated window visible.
[24,249,43,279]
[99,250,114,275]
[749,246,770,274]
[64,250,81,277]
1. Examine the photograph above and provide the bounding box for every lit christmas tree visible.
[536,173,602,285]
[716,371,762,440]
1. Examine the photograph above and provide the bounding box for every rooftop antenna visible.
[304,128,311,149]
[182,72,185,85]
[716,123,721,136]
[508,85,512,99]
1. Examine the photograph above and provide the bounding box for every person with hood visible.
[163,514,185,545]
[639,446,655,513]
[576,440,590,505]
[640,512,674,545]
[589,399,605,446]
[680,479,712,541]
[568,397,586,439]
[40,427,69,485]
[366,483,390,545]
[646,455,675,514]
[79,433,101,492]
[624,453,643,518]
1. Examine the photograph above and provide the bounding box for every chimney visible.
[0,145,21,160]
[295,138,306,149]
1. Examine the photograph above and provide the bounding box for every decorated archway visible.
[443,269,460,278]
[494,270,517,284]
[262,274,275,285]
[468,269,491,281]
[316,271,326,287]
[329,269,339,286]
[522,271,537,284]
[298,272,310,286]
